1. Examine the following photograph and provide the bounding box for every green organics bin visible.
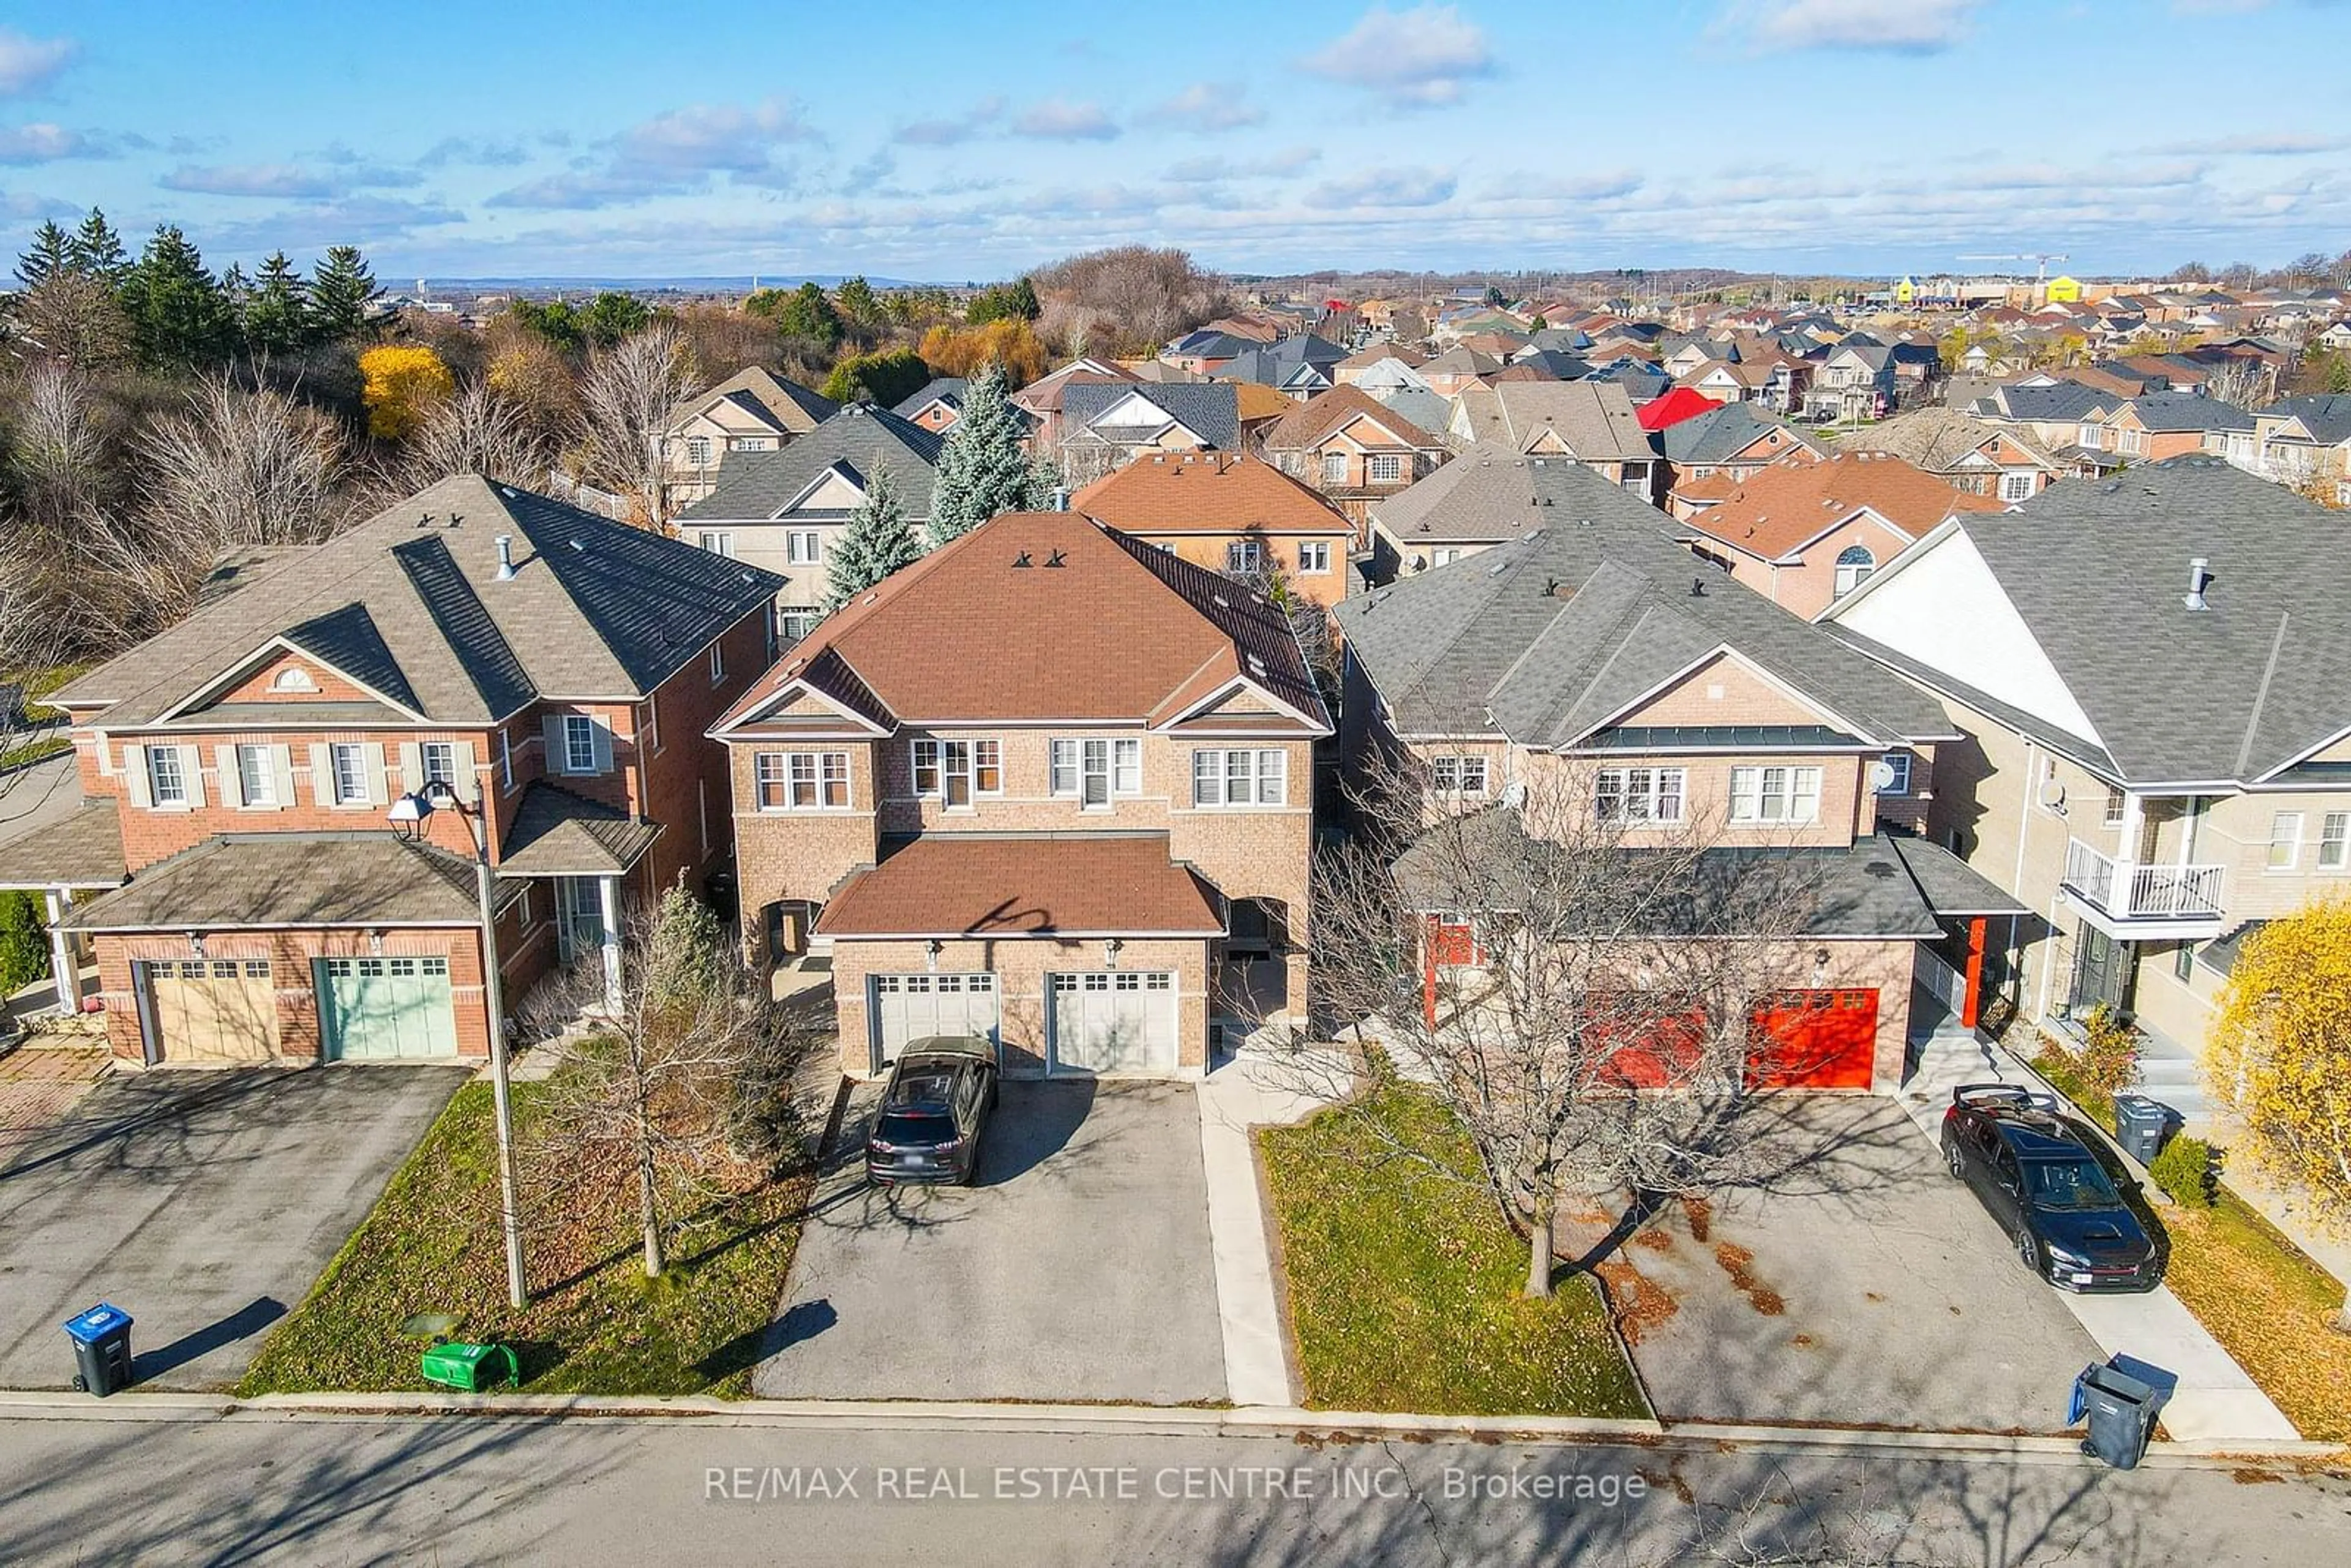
[420,1341,518,1392]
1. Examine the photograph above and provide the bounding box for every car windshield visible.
[875,1111,954,1146]
[2024,1157,2124,1212]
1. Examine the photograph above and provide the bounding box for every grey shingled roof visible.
[56,833,517,931]
[1885,833,2028,917]
[56,476,785,727]
[497,780,664,876]
[0,801,127,889]
[891,376,967,418]
[1452,380,1659,461]
[1848,408,2057,472]
[680,402,944,523]
[1661,404,1807,466]
[1977,381,2115,424]
[1340,460,1952,747]
[2261,392,2351,445]
[1057,381,1242,449]
[2124,389,2254,433]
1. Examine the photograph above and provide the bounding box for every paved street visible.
[0,1065,466,1390]
[0,1406,2343,1566]
[756,1080,1225,1403]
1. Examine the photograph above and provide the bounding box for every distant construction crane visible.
[1957,252,2071,282]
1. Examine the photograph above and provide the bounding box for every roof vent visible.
[1690,576,1707,598]
[494,535,517,582]
[567,539,586,553]
[416,512,436,529]
[1013,551,1033,568]
[1044,550,1067,568]
[2184,556,2210,611]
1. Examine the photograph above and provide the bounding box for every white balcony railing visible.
[2063,837,2225,923]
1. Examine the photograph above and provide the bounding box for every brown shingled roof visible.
[815,833,1224,938]
[1262,384,1438,452]
[1682,453,2005,563]
[1071,454,1352,536]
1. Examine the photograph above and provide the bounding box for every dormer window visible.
[271,666,318,694]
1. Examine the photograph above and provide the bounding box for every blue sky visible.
[3,1,2349,282]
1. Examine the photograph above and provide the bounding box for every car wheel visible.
[1944,1140,1967,1180]
[2014,1228,2042,1276]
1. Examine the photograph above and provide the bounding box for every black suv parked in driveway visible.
[866,1036,999,1187]
[1941,1083,2162,1293]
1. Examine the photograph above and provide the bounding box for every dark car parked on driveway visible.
[1941,1083,2162,1293]
[867,1036,999,1187]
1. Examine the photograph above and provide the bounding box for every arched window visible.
[1832,544,1876,599]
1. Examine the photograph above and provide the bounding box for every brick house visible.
[1677,452,2007,620]
[658,366,838,512]
[712,511,1330,1079]
[2,476,782,1067]
[1336,463,2019,1092]
[1260,386,1450,530]
[1846,408,2061,503]
[1070,454,1359,610]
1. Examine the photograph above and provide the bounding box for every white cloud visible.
[893,98,1005,146]
[1493,170,1645,201]
[0,122,110,163]
[1736,0,1984,54]
[1138,83,1264,132]
[1301,5,1494,107]
[1164,148,1321,182]
[2149,130,2350,157]
[489,97,814,209]
[1305,167,1457,208]
[0,30,76,96]
[1011,100,1119,141]
[161,160,423,198]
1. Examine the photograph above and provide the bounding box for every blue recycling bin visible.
[63,1304,135,1397]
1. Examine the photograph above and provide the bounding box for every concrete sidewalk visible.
[1897,1033,2299,1443]
[1194,1048,1339,1408]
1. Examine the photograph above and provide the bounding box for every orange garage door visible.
[1748,989,1878,1090]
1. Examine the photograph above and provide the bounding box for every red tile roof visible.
[1072,454,1352,536]
[814,833,1224,938]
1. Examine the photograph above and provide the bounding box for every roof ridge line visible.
[2233,609,2291,781]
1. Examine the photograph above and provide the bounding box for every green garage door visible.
[318,955,459,1060]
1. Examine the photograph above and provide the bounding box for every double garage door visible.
[867,970,1177,1075]
[318,956,459,1060]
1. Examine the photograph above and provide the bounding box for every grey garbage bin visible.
[2113,1095,2180,1165]
[63,1303,134,1397]
[2072,1359,2161,1469]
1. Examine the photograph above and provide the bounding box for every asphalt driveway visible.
[0,1064,467,1390]
[1564,1097,2104,1435]
[755,1079,1226,1403]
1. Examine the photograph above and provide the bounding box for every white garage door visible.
[869,972,1000,1070]
[319,956,460,1060]
[1049,971,1177,1075]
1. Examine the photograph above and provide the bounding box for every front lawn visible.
[1259,1085,1649,1419]
[2031,1040,2351,1442]
[238,1082,810,1398]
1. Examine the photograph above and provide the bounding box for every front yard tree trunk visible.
[639,1141,664,1278]
[1524,1187,1556,1299]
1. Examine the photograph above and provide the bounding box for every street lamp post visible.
[392,782,528,1310]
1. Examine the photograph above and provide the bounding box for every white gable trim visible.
[710,675,894,740]
[1553,642,1890,752]
[154,634,429,726]
[1777,503,1917,564]
[771,460,869,519]
[1154,673,1330,737]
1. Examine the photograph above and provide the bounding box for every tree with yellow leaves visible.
[2207,896,2351,1330]
[916,317,1048,388]
[359,343,455,440]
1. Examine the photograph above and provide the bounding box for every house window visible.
[1877,752,1911,795]
[331,742,367,806]
[912,740,1000,807]
[778,609,819,644]
[2104,786,2126,826]
[1297,541,1332,574]
[1321,452,1349,484]
[563,715,598,775]
[697,531,735,558]
[419,741,456,788]
[1368,453,1403,484]
[236,744,274,806]
[2320,811,2349,870]
[1596,766,1687,823]
[148,746,187,807]
[1192,749,1287,807]
[787,530,822,565]
[1224,540,1264,574]
[1430,756,1490,797]
[708,642,726,683]
[2174,940,2196,982]
[1431,548,1459,568]
[757,750,850,810]
[500,730,514,791]
[1050,738,1139,805]
[2268,811,2304,869]
[685,435,712,468]
[1729,765,1821,824]
[1832,544,1876,599]
[1999,471,2035,502]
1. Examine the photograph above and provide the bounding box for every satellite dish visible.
[1868,759,1900,792]
[1501,779,1528,809]
[2037,777,2068,812]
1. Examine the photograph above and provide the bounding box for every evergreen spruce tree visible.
[242,251,311,357]
[924,361,1047,549]
[119,225,233,371]
[825,465,922,609]
[14,220,73,289]
[308,244,380,342]
[67,208,130,284]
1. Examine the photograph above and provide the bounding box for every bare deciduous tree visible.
[574,323,699,531]
[11,271,131,369]
[1299,759,1823,1297]
[2202,354,2274,411]
[395,375,552,491]
[519,880,819,1278]
[145,372,348,549]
